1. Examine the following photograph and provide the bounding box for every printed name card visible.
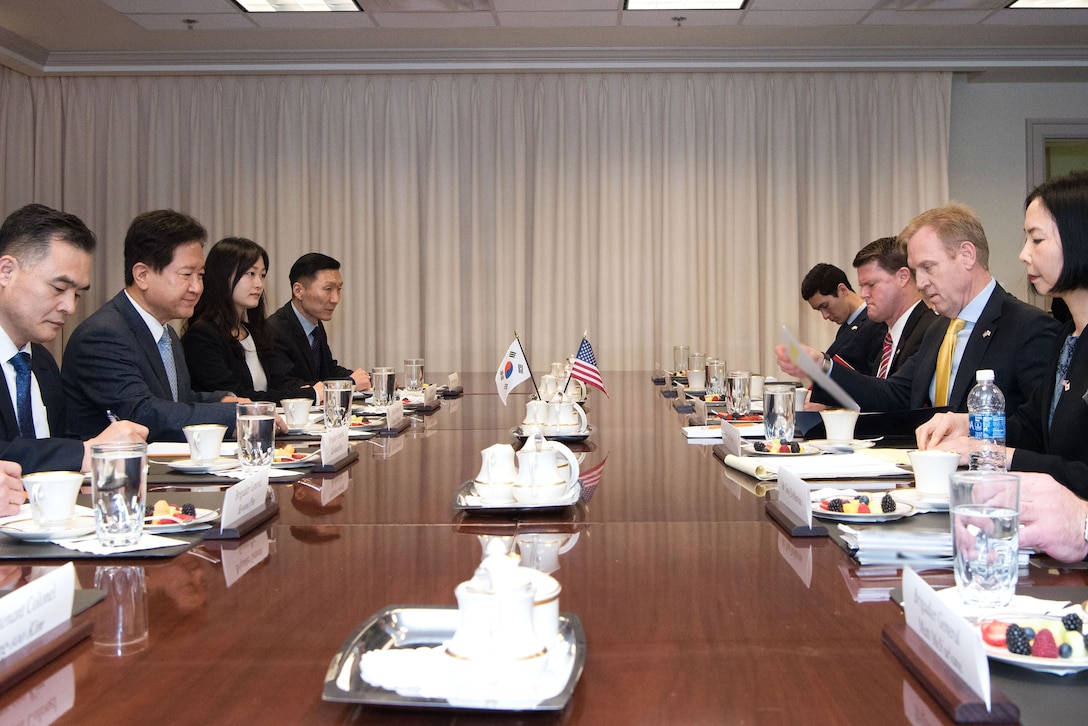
[220,470,270,531]
[384,401,404,429]
[720,420,742,457]
[321,426,350,465]
[423,385,439,407]
[321,471,351,506]
[902,567,991,710]
[776,466,813,528]
[222,531,272,588]
[448,372,460,390]
[0,562,75,660]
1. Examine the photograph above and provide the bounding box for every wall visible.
[948,75,1088,301]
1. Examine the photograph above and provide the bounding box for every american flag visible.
[570,337,607,396]
[578,453,608,503]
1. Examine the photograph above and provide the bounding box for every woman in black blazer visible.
[182,237,315,403]
[918,170,1088,497]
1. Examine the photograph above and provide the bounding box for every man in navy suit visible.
[800,263,886,376]
[62,210,245,442]
[0,204,146,473]
[777,203,1060,414]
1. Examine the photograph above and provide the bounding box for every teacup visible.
[522,399,549,428]
[819,408,859,443]
[280,398,312,430]
[474,444,518,503]
[182,424,227,464]
[25,471,83,527]
[908,449,961,500]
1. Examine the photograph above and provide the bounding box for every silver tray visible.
[453,480,582,513]
[510,425,594,443]
[323,605,586,711]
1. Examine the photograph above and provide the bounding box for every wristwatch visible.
[820,353,833,374]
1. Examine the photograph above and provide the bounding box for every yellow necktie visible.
[934,317,965,407]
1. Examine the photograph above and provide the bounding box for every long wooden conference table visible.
[1,372,1086,724]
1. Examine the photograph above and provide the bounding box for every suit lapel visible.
[116,293,174,398]
[0,369,18,436]
[283,303,318,381]
[950,285,1005,408]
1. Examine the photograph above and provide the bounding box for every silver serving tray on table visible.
[323,605,586,712]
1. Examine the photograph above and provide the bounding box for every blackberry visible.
[1062,613,1083,633]
[144,504,154,518]
[827,498,844,513]
[181,503,197,517]
[1005,624,1032,656]
[788,441,800,453]
[754,441,768,452]
[880,493,896,513]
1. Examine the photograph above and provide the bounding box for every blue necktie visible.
[158,329,179,402]
[311,325,324,371]
[10,352,35,438]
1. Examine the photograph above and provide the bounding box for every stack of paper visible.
[723,452,909,481]
[839,523,1032,569]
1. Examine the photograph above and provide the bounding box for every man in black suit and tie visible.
[0,204,146,472]
[801,263,886,376]
[63,210,246,442]
[266,253,370,403]
[852,236,939,378]
[778,203,1060,414]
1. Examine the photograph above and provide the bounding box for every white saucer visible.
[891,488,950,512]
[0,515,97,541]
[806,439,876,450]
[167,457,237,473]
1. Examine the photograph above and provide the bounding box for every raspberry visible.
[881,493,896,513]
[1005,624,1031,656]
[1062,613,1083,633]
[1033,629,1059,658]
[181,503,197,517]
[827,498,844,513]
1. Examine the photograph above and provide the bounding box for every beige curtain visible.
[0,68,950,377]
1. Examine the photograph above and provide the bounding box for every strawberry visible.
[981,620,1009,648]
[1033,628,1059,658]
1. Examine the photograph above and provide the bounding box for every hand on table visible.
[351,368,372,391]
[0,460,25,516]
[1017,473,1088,563]
[82,420,149,472]
[915,412,969,450]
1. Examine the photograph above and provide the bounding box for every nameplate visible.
[321,471,351,506]
[902,568,990,710]
[0,662,74,725]
[384,401,404,429]
[222,531,271,588]
[448,372,461,390]
[220,470,270,532]
[423,385,439,407]
[692,398,708,424]
[777,466,813,528]
[777,532,813,587]
[0,563,75,660]
[321,426,350,465]
[720,421,742,457]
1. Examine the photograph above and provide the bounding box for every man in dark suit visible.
[266,253,370,402]
[778,203,1060,414]
[0,204,146,473]
[852,236,939,378]
[800,263,886,376]
[62,210,244,442]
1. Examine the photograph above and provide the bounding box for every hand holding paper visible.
[778,326,860,412]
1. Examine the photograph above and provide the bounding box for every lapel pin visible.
[982,330,992,338]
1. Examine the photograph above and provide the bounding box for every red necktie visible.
[877,331,893,379]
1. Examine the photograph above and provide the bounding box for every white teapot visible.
[512,437,580,504]
[546,400,587,436]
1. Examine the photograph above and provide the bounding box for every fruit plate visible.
[453,480,582,513]
[741,442,821,457]
[0,514,97,541]
[272,450,322,469]
[979,614,1088,676]
[811,500,914,523]
[145,508,219,533]
[323,605,586,711]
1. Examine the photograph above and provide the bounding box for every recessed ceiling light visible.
[234,0,361,12]
[1007,0,1088,7]
[626,1,746,9]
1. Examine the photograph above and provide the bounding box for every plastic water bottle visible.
[967,369,1006,471]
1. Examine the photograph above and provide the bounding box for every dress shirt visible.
[125,290,171,353]
[927,278,996,406]
[239,333,269,393]
[290,303,319,346]
[886,300,923,365]
[0,327,49,437]
[845,304,866,326]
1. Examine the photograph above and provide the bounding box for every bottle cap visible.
[975,369,995,382]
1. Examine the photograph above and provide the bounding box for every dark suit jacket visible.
[1008,321,1088,499]
[829,283,1061,414]
[181,321,317,403]
[886,301,941,377]
[62,291,236,442]
[0,343,84,472]
[266,301,353,386]
[825,306,886,376]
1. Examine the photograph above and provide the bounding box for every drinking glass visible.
[763,383,796,443]
[726,370,751,417]
[372,366,396,405]
[93,565,149,656]
[236,401,275,473]
[706,359,727,396]
[672,345,689,375]
[404,358,425,392]
[686,353,707,390]
[323,380,353,429]
[950,471,1020,608]
[90,442,147,547]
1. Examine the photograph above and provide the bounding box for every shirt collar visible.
[125,290,168,342]
[846,302,866,326]
[0,326,29,363]
[290,301,318,338]
[957,278,997,325]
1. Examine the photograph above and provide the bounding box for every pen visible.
[105,410,118,423]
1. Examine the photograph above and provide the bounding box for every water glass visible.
[404,358,425,392]
[236,401,275,473]
[93,565,149,656]
[763,383,796,442]
[950,471,1020,608]
[672,345,689,374]
[726,370,751,417]
[706,359,727,396]
[323,380,353,429]
[372,366,396,405]
[90,442,147,548]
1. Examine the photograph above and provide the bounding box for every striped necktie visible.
[877,331,893,379]
[158,328,179,402]
[934,318,966,407]
[9,352,35,438]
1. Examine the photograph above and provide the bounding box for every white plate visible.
[742,442,822,457]
[167,457,237,473]
[145,507,219,533]
[805,439,876,450]
[980,615,1088,675]
[891,488,950,512]
[0,515,97,541]
[272,450,322,469]
[811,499,914,522]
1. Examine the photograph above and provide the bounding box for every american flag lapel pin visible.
[1063,380,1071,392]
[982,330,992,338]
